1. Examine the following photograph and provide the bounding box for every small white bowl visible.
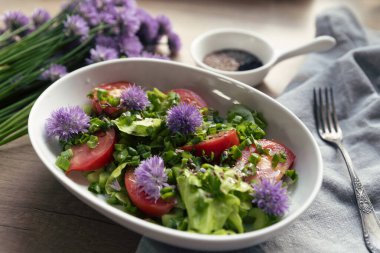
[191,28,336,86]
[28,59,323,251]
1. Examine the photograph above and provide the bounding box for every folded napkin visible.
[137,7,380,253]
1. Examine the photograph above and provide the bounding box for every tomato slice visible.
[124,171,175,217]
[67,128,116,173]
[170,89,207,109]
[91,81,132,116]
[236,139,296,182]
[182,129,240,160]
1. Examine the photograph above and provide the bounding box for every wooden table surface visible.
[0,1,379,252]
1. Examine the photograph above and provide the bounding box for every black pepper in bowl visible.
[203,49,263,72]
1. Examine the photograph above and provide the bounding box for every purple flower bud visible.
[136,8,159,44]
[77,1,100,26]
[41,64,67,82]
[86,45,118,64]
[64,15,89,41]
[46,106,90,141]
[156,15,172,35]
[252,179,289,216]
[166,103,202,134]
[99,11,117,26]
[31,8,50,28]
[135,156,168,202]
[119,11,141,37]
[3,11,29,31]
[120,85,149,111]
[168,32,181,56]
[119,35,143,56]
[95,35,118,50]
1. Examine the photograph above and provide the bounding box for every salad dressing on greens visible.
[47,81,297,235]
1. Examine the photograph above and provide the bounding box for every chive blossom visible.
[134,156,168,202]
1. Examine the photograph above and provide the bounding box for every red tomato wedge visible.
[67,128,116,173]
[182,129,240,160]
[124,171,175,217]
[236,139,296,182]
[91,81,132,116]
[170,89,207,109]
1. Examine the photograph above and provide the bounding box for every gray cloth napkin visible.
[137,7,380,253]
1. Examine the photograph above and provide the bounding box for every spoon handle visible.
[275,36,336,63]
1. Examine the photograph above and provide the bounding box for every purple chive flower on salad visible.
[166,103,202,134]
[120,84,149,110]
[135,156,168,202]
[252,179,289,216]
[46,106,90,141]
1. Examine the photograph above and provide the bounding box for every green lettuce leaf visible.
[113,118,162,137]
[175,167,252,234]
[105,163,127,194]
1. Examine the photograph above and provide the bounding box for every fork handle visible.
[337,142,380,253]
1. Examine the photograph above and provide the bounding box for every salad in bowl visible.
[45,81,297,235]
[28,58,322,251]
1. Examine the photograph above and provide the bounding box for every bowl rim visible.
[190,28,277,76]
[28,58,323,244]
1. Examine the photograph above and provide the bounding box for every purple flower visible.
[3,11,29,31]
[166,103,202,134]
[99,11,117,26]
[98,2,118,26]
[86,45,118,64]
[64,15,89,41]
[156,15,172,35]
[46,106,90,141]
[136,8,159,44]
[252,179,289,216]
[41,64,67,82]
[120,85,149,110]
[168,32,181,56]
[31,8,50,28]
[95,35,118,50]
[135,156,168,201]
[119,35,143,56]
[77,1,100,26]
[119,11,141,37]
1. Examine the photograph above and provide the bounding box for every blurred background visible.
[0,0,378,96]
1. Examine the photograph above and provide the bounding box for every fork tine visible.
[317,88,327,133]
[313,88,322,133]
[324,88,333,133]
[329,87,340,133]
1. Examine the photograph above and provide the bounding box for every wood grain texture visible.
[0,1,379,252]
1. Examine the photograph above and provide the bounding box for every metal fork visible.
[314,88,380,252]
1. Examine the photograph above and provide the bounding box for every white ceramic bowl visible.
[28,59,323,251]
[191,28,336,86]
